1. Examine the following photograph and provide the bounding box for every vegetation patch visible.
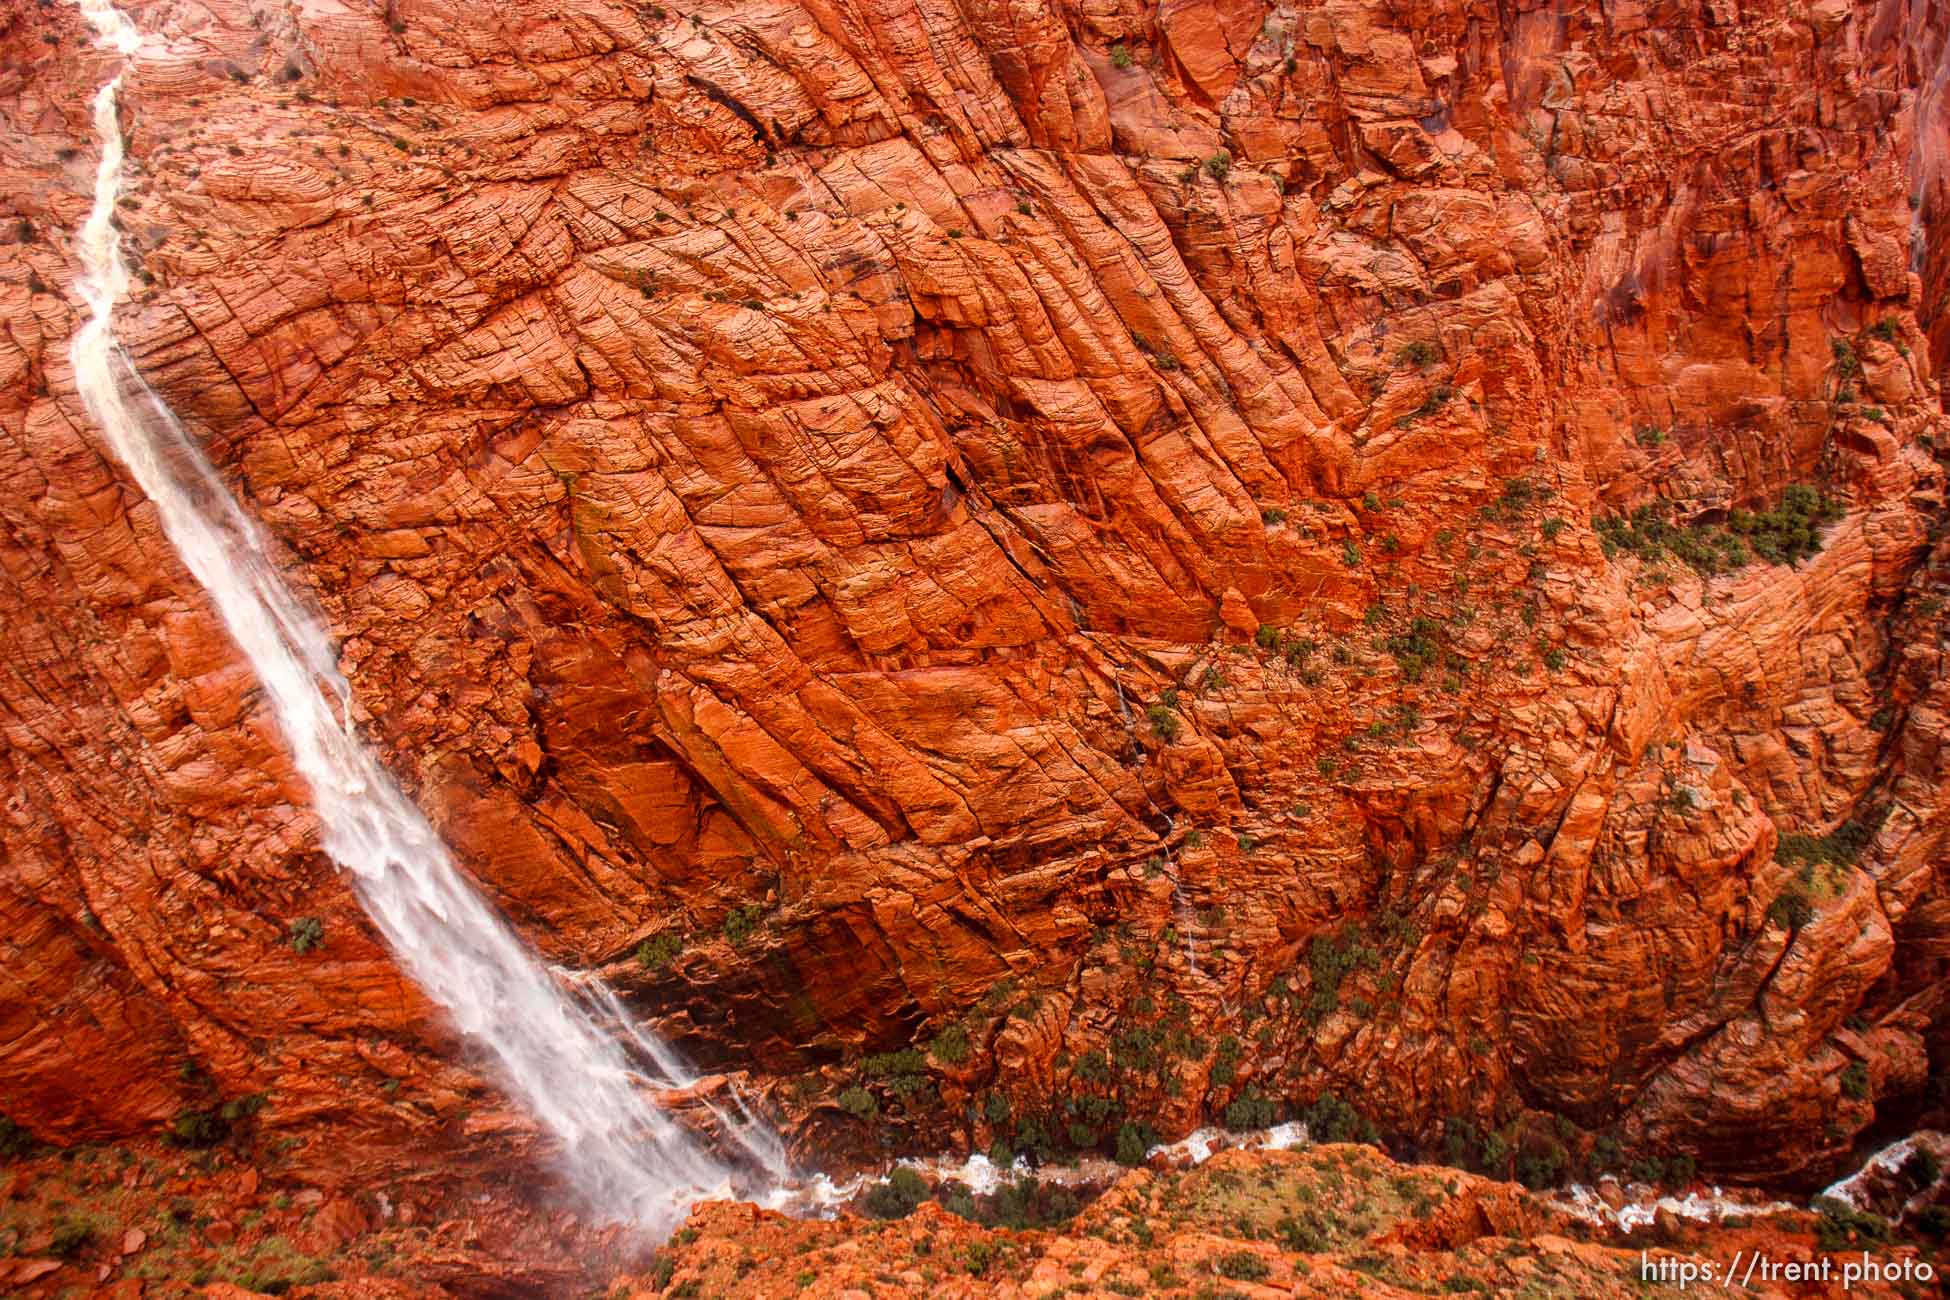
[635,931,682,968]
[1303,926,1381,1018]
[286,917,325,954]
[721,904,763,946]
[1595,486,1842,574]
[1769,811,1880,931]
[1814,1195,1890,1251]
[0,1115,35,1159]
[1147,687,1182,741]
[862,1166,930,1219]
[927,1023,971,1064]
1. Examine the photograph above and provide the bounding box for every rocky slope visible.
[631,1143,1946,1299]
[6,1137,1946,1297]
[4,0,1950,1208]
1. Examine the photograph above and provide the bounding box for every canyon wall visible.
[3,0,1950,1190]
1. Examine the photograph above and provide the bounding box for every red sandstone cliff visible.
[3,0,1950,1199]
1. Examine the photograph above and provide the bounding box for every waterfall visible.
[67,0,766,1233]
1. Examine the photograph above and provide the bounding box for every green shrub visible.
[50,1216,95,1257]
[1814,1196,1888,1251]
[1840,1061,1870,1100]
[1342,540,1361,567]
[1074,1093,1115,1126]
[0,1116,34,1159]
[1304,1091,1376,1144]
[1595,487,1840,574]
[1741,485,1844,564]
[1441,1116,1481,1169]
[1204,152,1231,181]
[1777,814,1877,868]
[863,1166,929,1218]
[961,1240,996,1276]
[1109,42,1134,69]
[167,1109,229,1147]
[1396,383,1453,427]
[227,1236,334,1294]
[928,1024,971,1064]
[1398,341,1438,368]
[636,932,682,968]
[1277,1212,1326,1251]
[1224,1094,1277,1131]
[837,1086,877,1118]
[1116,1121,1152,1165]
[287,917,324,954]
[219,1092,268,1125]
[1305,927,1380,1017]
[1216,1251,1270,1281]
[1384,616,1443,681]
[721,904,762,946]
[980,1175,1080,1230]
[864,1048,927,1079]
[1209,1033,1242,1083]
[1769,880,1816,931]
[1515,1139,1568,1190]
[1147,694,1181,741]
[1591,1133,1621,1171]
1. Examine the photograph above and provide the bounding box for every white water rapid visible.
[68,0,768,1234]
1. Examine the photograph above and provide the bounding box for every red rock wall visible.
[2,0,1948,1186]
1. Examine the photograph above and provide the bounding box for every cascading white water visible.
[68,0,767,1233]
